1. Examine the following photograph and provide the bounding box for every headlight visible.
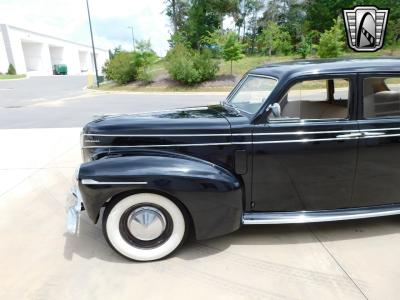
[80,130,85,162]
[80,130,84,148]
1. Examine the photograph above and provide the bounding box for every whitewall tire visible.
[103,193,187,261]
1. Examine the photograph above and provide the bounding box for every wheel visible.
[103,193,188,261]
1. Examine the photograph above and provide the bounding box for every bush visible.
[297,36,312,59]
[133,50,157,84]
[7,64,16,75]
[102,52,138,84]
[277,31,293,56]
[165,44,219,85]
[318,18,345,58]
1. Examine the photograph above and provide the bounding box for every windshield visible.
[229,75,278,114]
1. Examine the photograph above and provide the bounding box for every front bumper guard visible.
[66,184,83,234]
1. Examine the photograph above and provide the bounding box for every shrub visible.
[102,52,138,84]
[165,44,219,85]
[7,63,16,75]
[133,50,158,84]
[297,36,312,59]
[318,18,345,58]
[276,31,293,56]
[195,48,219,81]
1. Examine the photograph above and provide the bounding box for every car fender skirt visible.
[78,155,243,240]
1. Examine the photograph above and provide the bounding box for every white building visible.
[0,24,108,76]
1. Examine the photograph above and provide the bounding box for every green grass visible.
[218,55,293,76]
[0,74,26,80]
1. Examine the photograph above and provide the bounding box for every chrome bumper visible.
[66,182,82,234]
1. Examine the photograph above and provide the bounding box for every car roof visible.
[249,58,400,80]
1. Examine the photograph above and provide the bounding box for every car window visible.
[269,78,350,121]
[363,77,400,118]
[229,75,278,114]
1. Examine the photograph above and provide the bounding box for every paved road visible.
[0,75,87,107]
[0,76,226,128]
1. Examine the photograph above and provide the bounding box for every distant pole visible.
[85,0,99,88]
[128,26,135,51]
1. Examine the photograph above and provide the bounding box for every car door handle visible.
[362,131,386,137]
[336,132,363,138]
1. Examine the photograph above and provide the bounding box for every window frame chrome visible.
[360,73,400,120]
[266,75,355,124]
[225,73,279,116]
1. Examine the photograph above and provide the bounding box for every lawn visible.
[0,74,26,80]
[98,48,400,93]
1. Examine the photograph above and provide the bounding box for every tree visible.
[257,21,293,56]
[208,0,238,31]
[386,19,400,55]
[297,36,312,58]
[245,0,264,53]
[317,17,344,58]
[164,0,189,33]
[109,46,122,60]
[233,0,263,41]
[304,0,348,34]
[7,63,16,75]
[222,32,244,76]
[184,0,220,49]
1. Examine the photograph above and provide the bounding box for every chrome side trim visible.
[83,127,400,138]
[363,133,400,139]
[84,133,233,137]
[253,136,360,144]
[242,204,400,225]
[82,132,400,148]
[359,127,400,132]
[253,129,359,136]
[82,142,233,149]
[82,137,358,148]
[81,179,148,185]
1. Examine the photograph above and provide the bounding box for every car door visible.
[251,74,360,212]
[352,73,400,206]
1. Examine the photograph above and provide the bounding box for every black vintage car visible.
[68,58,400,261]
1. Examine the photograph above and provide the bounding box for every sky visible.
[0,0,171,55]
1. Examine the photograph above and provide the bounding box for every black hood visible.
[83,104,239,135]
[81,104,246,162]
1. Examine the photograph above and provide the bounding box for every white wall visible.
[49,46,64,65]
[0,24,108,76]
[0,31,8,73]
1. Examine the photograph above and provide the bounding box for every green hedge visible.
[165,44,219,85]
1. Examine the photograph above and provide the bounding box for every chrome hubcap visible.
[127,206,167,241]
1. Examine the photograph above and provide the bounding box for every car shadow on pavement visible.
[176,216,400,260]
[63,214,400,263]
[63,214,128,264]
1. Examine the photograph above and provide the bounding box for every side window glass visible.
[363,77,400,118]
[269,79,350,121]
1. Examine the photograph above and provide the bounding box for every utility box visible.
[53,64,68,75]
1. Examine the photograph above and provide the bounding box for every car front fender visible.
[78,154,243,240]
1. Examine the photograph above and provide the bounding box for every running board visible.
[242,204,400,225]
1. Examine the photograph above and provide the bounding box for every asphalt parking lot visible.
[1,77,400,299]
[0,76,225,128]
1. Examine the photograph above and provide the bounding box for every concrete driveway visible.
[1,127,400,300]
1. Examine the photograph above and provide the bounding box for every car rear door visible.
[352,73,400,206]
